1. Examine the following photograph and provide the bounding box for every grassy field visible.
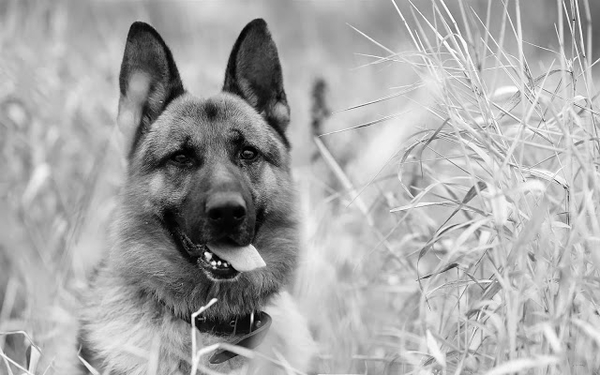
[1,0,600,374]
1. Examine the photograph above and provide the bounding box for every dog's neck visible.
[167,297,273,365]
[189,309,272,364]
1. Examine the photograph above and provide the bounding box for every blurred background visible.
[2,0,600,374]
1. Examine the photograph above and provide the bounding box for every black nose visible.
[206,193,247,229]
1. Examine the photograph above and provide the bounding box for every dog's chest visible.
[81,299,248,374]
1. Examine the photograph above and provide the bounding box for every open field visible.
[1,0,600,374]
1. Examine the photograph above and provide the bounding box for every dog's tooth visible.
[211,260,217,266]
[217,261,222,266]
[223,262,229,267]
[204,252,212,260]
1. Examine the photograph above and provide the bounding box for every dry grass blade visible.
[313,136,373,225]
[483,356,559,375]
[318,112,404,137]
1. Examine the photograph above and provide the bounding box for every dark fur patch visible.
[203,100,220,121]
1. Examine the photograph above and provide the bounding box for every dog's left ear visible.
[223,19,290,134]
[117,22,184,156]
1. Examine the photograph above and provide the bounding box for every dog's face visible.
[112,20,298,320]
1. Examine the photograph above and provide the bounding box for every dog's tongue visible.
[206,243,266,272]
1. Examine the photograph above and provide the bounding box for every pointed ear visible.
[117,21,184,155]
[223,19,290,135]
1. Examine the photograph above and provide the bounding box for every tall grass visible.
[303,0,600,373]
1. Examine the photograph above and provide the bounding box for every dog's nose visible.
[206,193,247,229]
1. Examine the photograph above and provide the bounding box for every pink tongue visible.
[206,243,266,272]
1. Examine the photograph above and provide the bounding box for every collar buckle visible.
[208,311,272,365]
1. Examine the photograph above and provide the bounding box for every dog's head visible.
[112,20,298,320]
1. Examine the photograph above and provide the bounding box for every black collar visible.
[189,311,272,364]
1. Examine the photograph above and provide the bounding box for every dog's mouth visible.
[169,220,266,280]
[196,245,239,279]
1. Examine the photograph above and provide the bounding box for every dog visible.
[73,19,314,374]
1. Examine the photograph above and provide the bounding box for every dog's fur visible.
[73,19,314,374]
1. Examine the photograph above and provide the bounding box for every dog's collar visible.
[187,311,272,364]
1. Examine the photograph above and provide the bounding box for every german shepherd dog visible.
[75,19,314,374]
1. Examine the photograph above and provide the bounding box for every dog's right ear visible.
[117,22,184,155]
[223,19,290,137]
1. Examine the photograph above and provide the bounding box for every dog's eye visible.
[240,146,259,161]
[170,153,193,166]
